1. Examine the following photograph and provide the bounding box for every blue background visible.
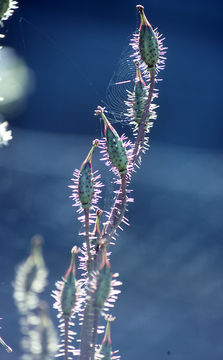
[0,0,223,359]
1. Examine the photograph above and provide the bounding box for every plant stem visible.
[64,318,69,360]
[90,308,99,360]
[104,173,127,244]
[84,208,92,273]
[133,68,156,163]
[79,301,94,360]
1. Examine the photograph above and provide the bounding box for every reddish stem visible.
[104,172,127,244]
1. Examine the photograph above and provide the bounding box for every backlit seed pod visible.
[97,315,117,360]
[126,62,150,126]
[95,106,128,175]
[94,246,112,311]
[60,246,79,318]
[136,5,159,69]
[78,139,99,209]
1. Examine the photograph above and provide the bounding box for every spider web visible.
[103,45,137,127]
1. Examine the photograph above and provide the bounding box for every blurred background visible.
[0,0,223,359]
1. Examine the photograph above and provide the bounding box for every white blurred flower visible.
[0,121,12,146]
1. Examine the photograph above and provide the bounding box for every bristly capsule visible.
[96,315,120,360]
[94,246,112,311]
[125,61,150,126]
[95,106,130,175]
[131,5,166,75]
[78,140,99,209]
[52,247,82,359]
[70,139,102,214]
[60,246,79,318]
[125,61,157,154]
[136,5,159,69]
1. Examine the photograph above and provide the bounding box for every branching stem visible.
[104,173,127,244]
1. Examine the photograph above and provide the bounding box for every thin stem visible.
[79,301,94,360]
[104,173,127,244]
[84,208,92,273]
[133,68,156,163]
[90,308,99,360]
[64,318,69,360]
[0,336,12,353]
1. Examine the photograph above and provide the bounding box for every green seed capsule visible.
[94,248,112,310]
[78,140,98,209]
[132,63,149,125]
[60,247,78,318]
[98,315,115,360]
[137,5,159,69]
[95,106,128,174]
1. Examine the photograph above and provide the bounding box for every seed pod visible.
[60,246,79,318]
[136,5,159,69]
[78,140,99,209]
[98,315,115,360]
[132,62,149,125]
[94,246,112,310]
[95,106,128,175]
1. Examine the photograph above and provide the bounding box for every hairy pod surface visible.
[137,5,159,69]
[129,63,149,126]
[78,140,98,209]
[94,249,112,310]
[95,107,128,175]
[97,315,115,360]
[60,249,77,318]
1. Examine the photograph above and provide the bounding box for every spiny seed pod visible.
[0,0,18,23]
[95,106,128,175]
[126,62,150,126]
[137,5,159,69]
[97,315,116,360]
[60,246,79,318]
[78,139,99,209]
[94,246,112,311]
[133,63,149,124]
